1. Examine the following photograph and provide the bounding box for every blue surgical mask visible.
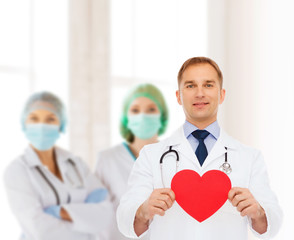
[24,124,60,151]
[127,114,161,140]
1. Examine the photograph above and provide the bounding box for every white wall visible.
[208,0,294,239]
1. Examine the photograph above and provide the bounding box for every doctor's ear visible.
[176,90,182,105]
[219,89,226,105]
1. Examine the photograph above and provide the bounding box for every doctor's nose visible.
[195,87,205,98]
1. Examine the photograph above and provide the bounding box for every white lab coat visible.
[96,143,149,240]
[4,146,114,240]
[117,126,283,240]
[96,144,134,209]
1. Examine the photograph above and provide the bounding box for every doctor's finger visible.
[240,205,256,217]
[231,193,248,207]
[236,199,254,212]
[228,187,247,201]
[151,206,166,217]
[159,193,174,204]
[152,188,171,198]
[157,194,173,208]
[152,199,169,211]
[160,189,176,202]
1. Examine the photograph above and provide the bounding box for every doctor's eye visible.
[28,116,39,122]
[146,105,159,114]
[146,108,158,114]
[129,108,140,114]
[46,117,58,123]
[186,84,194,88]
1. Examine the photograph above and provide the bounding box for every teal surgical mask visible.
[24,124,60,151]
[127,114,161,140]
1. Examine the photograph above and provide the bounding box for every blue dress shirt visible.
[183,120,220,154]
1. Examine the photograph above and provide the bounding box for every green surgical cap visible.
[120,83,169,142]
[21,91,67,133]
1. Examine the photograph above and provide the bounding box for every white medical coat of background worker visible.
[4,91,114,240]
[117,57,283,240]
[96,83,169,240]
[4,146,114,240]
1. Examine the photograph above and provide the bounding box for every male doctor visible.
[117,57,282,239]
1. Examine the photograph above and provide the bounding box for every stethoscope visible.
[35,158,84,205]
[160,146,232,187]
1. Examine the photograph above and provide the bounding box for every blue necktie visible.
[192,130,210,166]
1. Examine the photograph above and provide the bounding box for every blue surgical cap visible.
[21,91,67,133]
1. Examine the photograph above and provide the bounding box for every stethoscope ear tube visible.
[160,146,179,188]
[160,146,179,164]
[35,166,60,205]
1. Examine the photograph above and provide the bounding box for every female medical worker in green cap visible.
[95,83,168,240]
[4,91,114,240]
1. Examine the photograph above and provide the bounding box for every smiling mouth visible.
[193,102,209,107]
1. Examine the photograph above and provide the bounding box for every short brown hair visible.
[177,57,223,88]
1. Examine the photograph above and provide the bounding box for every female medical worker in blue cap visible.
[4,91,114,240]
[95,83,168,240]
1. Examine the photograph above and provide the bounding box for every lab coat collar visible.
[166,125,238,170]
[23,145,72,168]
[23,146,43,167]
[168,125,237,148]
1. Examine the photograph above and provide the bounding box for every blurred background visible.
[0,0,293,239]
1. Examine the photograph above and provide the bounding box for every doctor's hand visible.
[60,207,72,222]
[134,188,175,236]
[44,205,61,219]
[44,205,72,222]
[85,188,108,203]
[228,187,267,234]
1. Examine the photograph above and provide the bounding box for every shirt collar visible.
[183,120,220,140]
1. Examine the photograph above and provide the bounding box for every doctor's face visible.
[176,63,225,128]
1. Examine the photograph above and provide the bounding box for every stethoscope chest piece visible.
[219,162,232,174]
[219,147,232,174]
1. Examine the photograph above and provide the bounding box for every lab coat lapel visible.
[54,147,69,177]
[54,147,81,187]
[23,146,43,167]
[166,126,200,168]
[201,129,237,169]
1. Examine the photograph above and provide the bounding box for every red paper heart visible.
[171,169,231,222]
